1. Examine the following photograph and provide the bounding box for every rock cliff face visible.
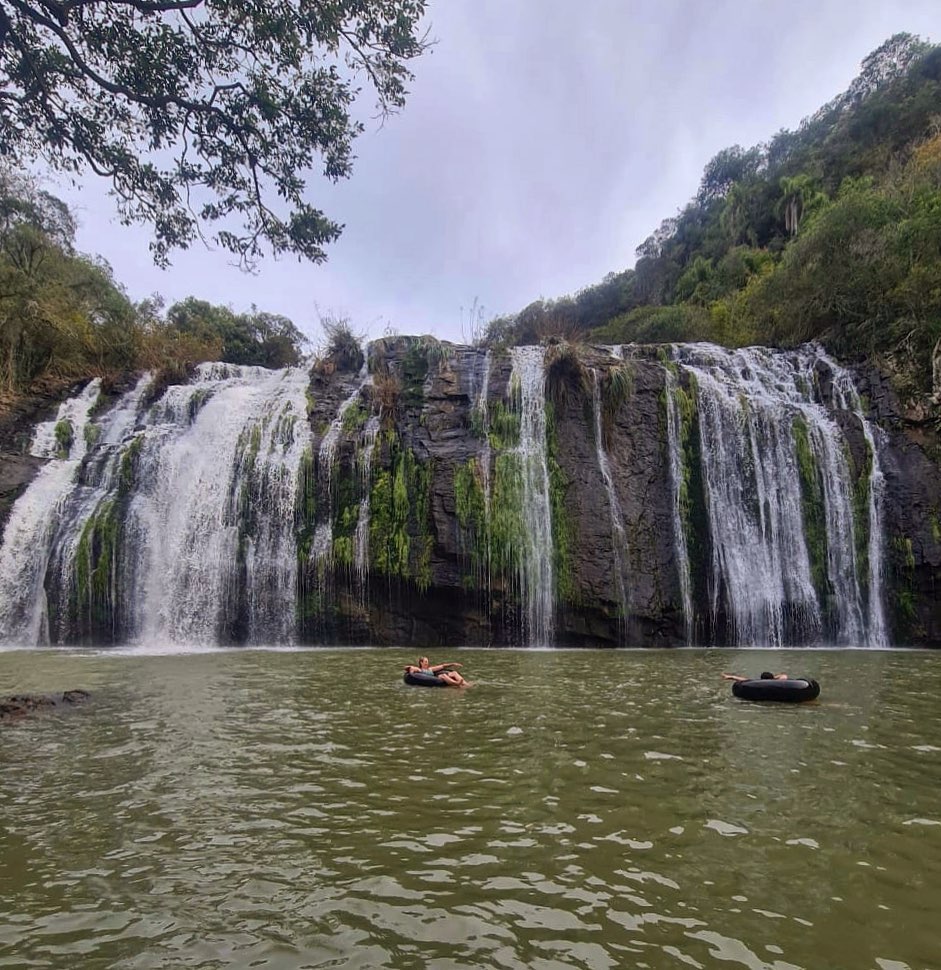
[1,339,939,648]
[854,365,941,645]
[303,342,689,646]
[298,338,941,648]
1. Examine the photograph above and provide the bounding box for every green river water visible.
[1,648,939,970]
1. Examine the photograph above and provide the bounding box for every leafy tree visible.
[0,173,137,392]
[0,169,76,253]
[572,270,637,332]
[166,297,306,367]
[697,145,763,203]
[0,0,430,267]
[775,174,827,236]
[674,256,715,305]
[591,305,712,345]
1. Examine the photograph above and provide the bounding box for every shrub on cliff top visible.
[315,315,364,375]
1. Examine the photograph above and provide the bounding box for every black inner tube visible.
[731,678,820,703]
[403,671,448,688]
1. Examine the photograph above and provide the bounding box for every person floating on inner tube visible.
[404,656,470,687]
[721,671,788,682]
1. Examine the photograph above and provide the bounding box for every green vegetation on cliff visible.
[792,416,829,604]
[368,433,434,589]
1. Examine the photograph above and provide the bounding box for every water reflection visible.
[0,648,939,969]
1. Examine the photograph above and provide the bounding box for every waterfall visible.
[672,344,885,647]
[126,364,313,646]
[44,374,154,643]
[237,380,313,643]
[0,364,317,647]
[508,346,554,646]
[823,356,889,646]
[663,366,693,644]
[590,369,629,624]
[0,380,101,645]
[353,415,381,591]
[862,424,888,646]
[0,342,895,650]
[27,380,101,460]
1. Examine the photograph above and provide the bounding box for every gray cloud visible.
[52,0,940,345]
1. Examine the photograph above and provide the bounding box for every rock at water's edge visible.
[1,690,91,722]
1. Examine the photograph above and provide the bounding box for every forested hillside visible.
[486,34,941,402]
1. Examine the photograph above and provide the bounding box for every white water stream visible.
[671,344,886,647]
[508,347,554,646]
[0,380,101,644]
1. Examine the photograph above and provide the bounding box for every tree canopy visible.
[166,296,306,368]
[0,0,429,266]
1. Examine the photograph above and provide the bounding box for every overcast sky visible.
[50,1,941,348]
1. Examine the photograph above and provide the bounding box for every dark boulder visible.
[1,690,91,722]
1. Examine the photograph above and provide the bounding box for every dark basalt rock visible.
[852,362,941,645]
[1,690,91,722]
[303,341,941,648]
[0,453,46,536]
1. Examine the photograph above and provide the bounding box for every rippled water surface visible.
[1,648,940,969]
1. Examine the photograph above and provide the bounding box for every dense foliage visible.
[164,297,305,369]
[0,170,306,401]
[0,0,429,266]
[487,34,941,397]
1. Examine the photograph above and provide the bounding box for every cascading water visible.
[671,343,886,647]
[353,415,381,591]
[0,341,896,650]
[0,380,101,644]
[663,367,693,644]
[237,384,313,644]
[508,346,554,646]
[590,369,629,624]
[44,374,155,643]
[823,356,889,646]
[128,364,314,646]
[0,364,315,647]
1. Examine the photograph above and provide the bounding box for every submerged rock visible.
[0,690,90,722]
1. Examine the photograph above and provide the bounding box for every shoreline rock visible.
[1,690,91,722]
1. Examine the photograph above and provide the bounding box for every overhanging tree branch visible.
[0,0,430,267]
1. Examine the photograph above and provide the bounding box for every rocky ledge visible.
[1,690,91,722]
